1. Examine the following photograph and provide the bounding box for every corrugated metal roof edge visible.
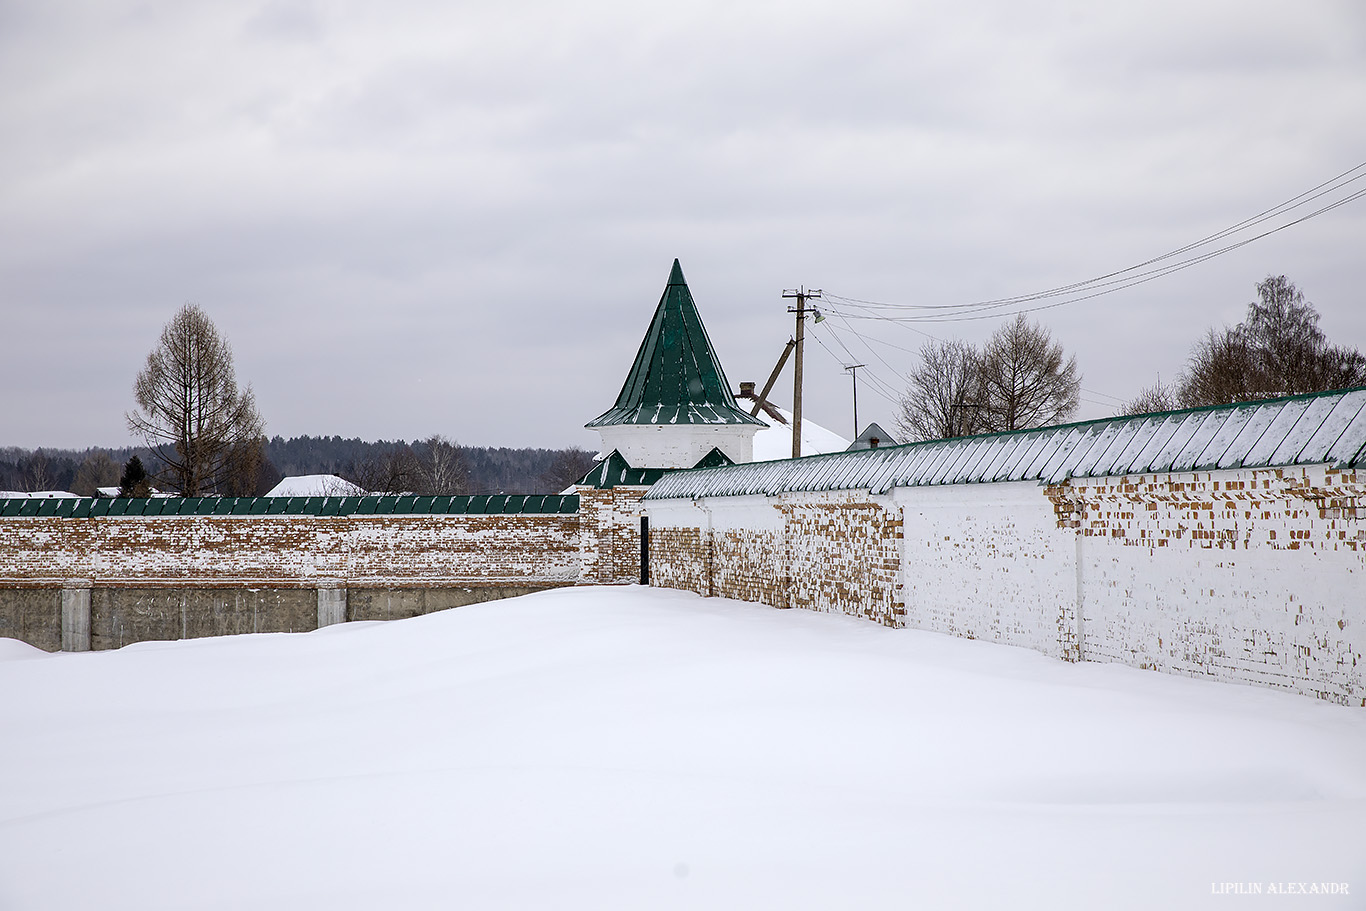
[584,401,766,428]
[0,494,581,518]
[642,384,1366,501]
[783,384,1366,469]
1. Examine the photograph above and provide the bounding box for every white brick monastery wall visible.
[647,465,1366,705]
[0,513,584,587]
[1054,466,1365,704]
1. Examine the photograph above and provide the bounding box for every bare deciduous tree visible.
[126,304,264,496]
[344,437,470,496]
[1121,379,1179,416]
[19,449,54,492]
[71,451,120,497]
[538,447,599,491]
[1179,276,1366,407]
[346,444,423,495]
[978,314,1080,433]
[897,339,987,442]
[415,435,469,495]
[222,437,271,496]
[1177,327,1258,408]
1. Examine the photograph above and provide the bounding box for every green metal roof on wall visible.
[575,451,672,489]
[585,259,765,429]
[692,446,736,470]
[0,494,580,518]
[575,447,736,489]
[642,386,1366,501]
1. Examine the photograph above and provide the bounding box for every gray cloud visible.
[2,0,1364,451]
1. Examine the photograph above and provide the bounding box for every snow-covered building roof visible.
[733,395,850,461]
[644,386,1366,501]
[94,486,175,498]
[266,475,367,497]
[0,490,78,499]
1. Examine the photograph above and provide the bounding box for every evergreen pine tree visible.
[118,456,152,498]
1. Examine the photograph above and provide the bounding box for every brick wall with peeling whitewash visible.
[645,493,905,627]
[576,487,649,585]
[0,513,583,587]
[646,466,1365,705]
[1048,466,1364,704]
[783,492,905,626]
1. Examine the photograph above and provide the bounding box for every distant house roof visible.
[846,423,898,451]
[644,386,1366,501]
[586,260,765,429]
[266,475,367,497]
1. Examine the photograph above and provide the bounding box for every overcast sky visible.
[3,0,1365,452]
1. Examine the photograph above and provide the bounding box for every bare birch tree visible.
[416,435,469,495]
[1178,276,1366,407]
[126,304,264,496]
[345,444,421,495]
[19,450,54,492]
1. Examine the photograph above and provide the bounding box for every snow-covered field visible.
[1,586,1362,910]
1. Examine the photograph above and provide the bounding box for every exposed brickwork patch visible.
[648,491,905,627]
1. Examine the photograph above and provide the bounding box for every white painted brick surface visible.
[594,424,757,469]
[893,482,1078,660]
[1055,467,1366,703]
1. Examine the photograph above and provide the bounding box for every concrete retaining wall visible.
[4,584,571,651]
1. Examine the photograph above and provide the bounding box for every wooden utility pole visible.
[783,287,822,458]
[845,363,865,439]
[750,339,796,417]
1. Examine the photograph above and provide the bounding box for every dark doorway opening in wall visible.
[640,516,650,586]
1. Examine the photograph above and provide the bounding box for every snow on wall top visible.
[0,494,581,518]
[643,387,1366,501]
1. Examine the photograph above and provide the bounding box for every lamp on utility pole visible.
[845,364,865,439]
[783,287,822,459]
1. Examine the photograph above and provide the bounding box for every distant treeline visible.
[0,437,598,497]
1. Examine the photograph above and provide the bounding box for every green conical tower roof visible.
[586,260,764,428]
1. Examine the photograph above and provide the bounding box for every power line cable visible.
[808,330,901,407]
[821,162,1366,323]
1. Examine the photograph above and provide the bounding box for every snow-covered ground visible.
[1,587,1362,910]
